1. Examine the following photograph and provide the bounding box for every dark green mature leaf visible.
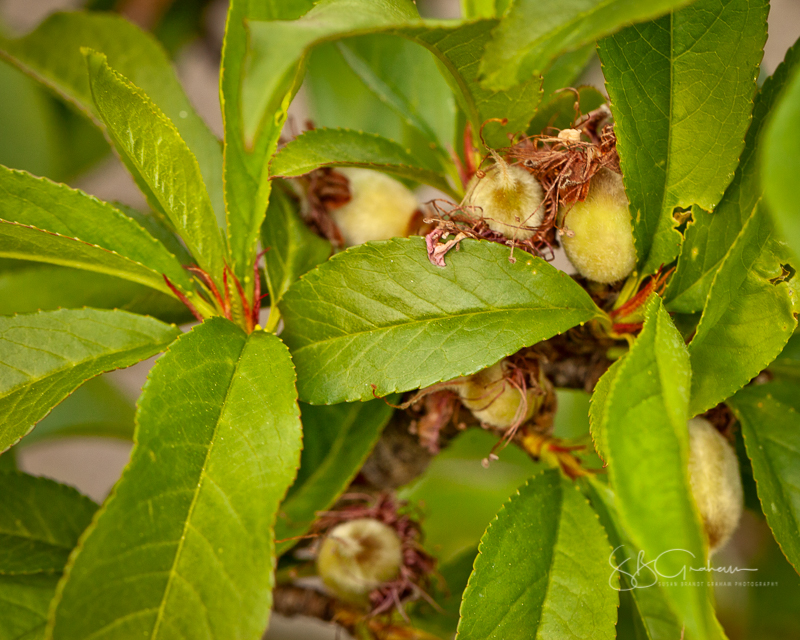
[603,296,722,639]
[281,237,603,404]
[47,319,302,640]
[480,0,693,91]
[261,185,331,306]
[275,400,393,555]
[687,210,798,415]
[667,38,800,312]
[457,470,617,640]
[84,52,226,286]
[728,381,800,573]
[599,0,768,275]
[0,12,224,222]
[770,333,800,379]
[0,573,60,640]
[0,472,96,575]
[270,128,457,197]
[0,166,193,292]
[0,309,179,453]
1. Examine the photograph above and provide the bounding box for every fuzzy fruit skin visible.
[464,164,545,240]
[330,168,418,247]
[316,518,403,603]
[449,362,539,430]
[687,417,744,554]
[561,169,636,283]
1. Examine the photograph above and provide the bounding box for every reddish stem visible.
[163,275,203,322]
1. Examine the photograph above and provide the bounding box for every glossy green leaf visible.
[280,237,603,404]
[275,399,393,555]
[0,309,179,453]
[588,356,624,463]
[456,469,617,640]
[598,0,768,275]
[687,210,798,415]
[84,51,226,285]
[0,573,60,640]
[261,185,331,306]
[0,12,224,222]
[603,295,722,640]
[0,166,193,292]
[480,0,693,91]
[667,38,800,313]
[728,381,800,573]
[270,128,457,197]
[0,472,96,575]
[47,319,302,640]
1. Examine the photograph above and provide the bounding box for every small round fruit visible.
[329,168,419,247]
[464,163,545,240]
[561,169,636,284]
[316,518,403,603]
[687,417,744,554]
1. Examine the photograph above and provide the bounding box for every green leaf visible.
[270,128,456,197]
[280,237,603,404]
[83,51,226,285]
[261,185,331,306]
[0,309,179,453]
[0,12,224,223]
[540,45,596,99]
[598,0,769,275]
[275,399,393,555]
[728,381,800,573]
[588,356,624,463]
[456,470,617,640]
[47,319,302,640]
[603,295,722,639]
[527,86,606,136]
[770,334,800,379]
[0,166,193,292]
[667,38,800,313]
[479,0,693,91]
[687,209,797,415]
[0,472,96,575]
[0,573,61,640]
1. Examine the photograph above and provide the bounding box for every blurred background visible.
[1,0,799,638]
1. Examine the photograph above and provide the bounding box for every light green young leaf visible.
[687,209,797,415]
[0,573,60,640]
[603,295,723,640]
[269,128,457,197]
[275,399,393,555]
[0,309,179,453]
[46,319,302,640]
[0,12,224,223]
[0,472,96,575]
[588,356,624,463]
[456,470,617,640]
[261,185,331,306]
[667,38,800,313]
[84,51,226,286]
[480,0,693,91]
[598,0,768,275]
[280,237,604,404]
[461,0,496,18]
[728,381,800,573]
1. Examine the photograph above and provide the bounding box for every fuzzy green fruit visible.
[330,168,419,247]
[561,169,636,283]
[687,417,744,554]
[464,163,545,240]
[316,518,403,603]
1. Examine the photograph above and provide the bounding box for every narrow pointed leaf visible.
[84,52,226,285]
[456,470,617,640]
[588,357,624,463]
[47,319,302,640]
[275,399,393,555]
[0,12,224,222]
[280,237,604,404]
[728,381,800,573]
[598,0,768,275]
[0,472,97,575]
[0,309,179,453]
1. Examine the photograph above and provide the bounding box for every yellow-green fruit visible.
[687,417,744,554]
[316,518,403,603]
[330,168,418,247]
[464,163,545,240]
[561,169,636,283]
